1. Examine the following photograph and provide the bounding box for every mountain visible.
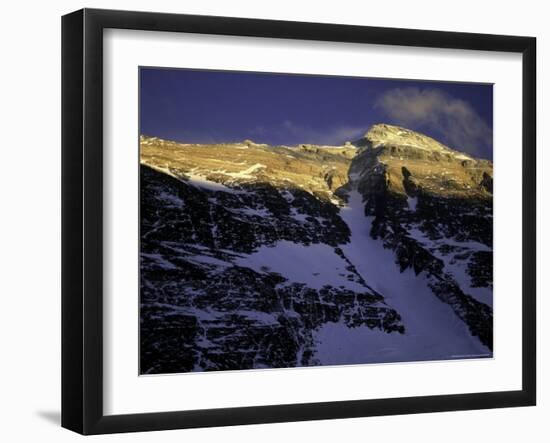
[139,124,493,374]
[346,124,493,348]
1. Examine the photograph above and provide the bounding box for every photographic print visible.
[139,68,493,375]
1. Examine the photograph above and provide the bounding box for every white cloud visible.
[375,88,492,158]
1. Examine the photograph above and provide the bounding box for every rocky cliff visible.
[139,125,493,374]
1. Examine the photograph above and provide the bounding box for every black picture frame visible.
[62,8,537,435]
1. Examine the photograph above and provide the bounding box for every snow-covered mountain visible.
[139,124,493,374]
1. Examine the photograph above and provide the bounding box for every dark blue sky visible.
[140,68,493,159]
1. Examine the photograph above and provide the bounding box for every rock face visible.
[139,126,493,374]
[140,135,354,204]
[343,124,493,348]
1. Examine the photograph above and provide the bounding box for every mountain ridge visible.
[140,123,492,203]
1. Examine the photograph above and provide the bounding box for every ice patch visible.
[238,207,272,217]
[221,163,266,179]
[290,208,310,223]
[186,254,233,268]
[234,240,367,292]
[156,191,183,207]
[140,253,178,270]
[237,310,279,325]
[185,169,237,192]
[407,226,491,252]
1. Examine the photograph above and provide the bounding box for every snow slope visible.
[314,190,491,365]
[234,240,369,293]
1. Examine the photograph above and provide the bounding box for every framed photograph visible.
[62,8,536,434]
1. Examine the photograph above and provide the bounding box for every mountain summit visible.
[356,123,462,154]
[349,123,493,200]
